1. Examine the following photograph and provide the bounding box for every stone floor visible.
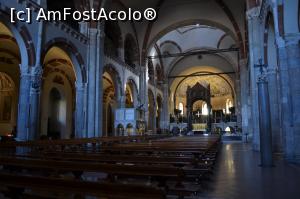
[198,142,300,199]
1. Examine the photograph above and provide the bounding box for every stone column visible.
[161,83,170,132]
[267,67,282,152]
[17,68,31,140]
[239,59,250,141]
[75,82,85,138]
[247,9,263,150]
[140,66,148,123]
[86,28,99,138]
[257,74,273,167]
[95,28,104,138]
[28,67,43,140]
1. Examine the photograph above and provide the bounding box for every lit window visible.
[225,127,231,132]
[202,102,208,115]
[226,99,233,114]
[178,103,184,115]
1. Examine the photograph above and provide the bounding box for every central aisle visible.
[199,143,300,199]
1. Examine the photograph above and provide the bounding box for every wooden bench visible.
[0,135,221,198]
[0,156,194,196]
[0,173,166,199]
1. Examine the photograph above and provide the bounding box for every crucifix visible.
[196,111,201,118]
[254,58,268,75]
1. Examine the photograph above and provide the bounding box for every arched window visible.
[226,99,233,114]
[202,102,208,115]
[178,103,184,115]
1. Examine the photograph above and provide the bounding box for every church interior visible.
[0,0,300,198]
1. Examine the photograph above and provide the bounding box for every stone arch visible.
[103,64,122,99]
[102,64,122,136]
[126,123,134,135]
[0,14,35,69]
[144,19,241,65]
[159,40,182,53]
[40,46,77,139]
[263,11,282,153]
[42,38,86,83]
[124,33,139,68]
[125,78,139,108]
[264,12,277,66]
[173,71,235,109]
[167,47,238,77]
[116,123,125,136]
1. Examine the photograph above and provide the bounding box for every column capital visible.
[30,67,43,91]
[246,7,260,20]
[257,74,268,83]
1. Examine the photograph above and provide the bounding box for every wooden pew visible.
[0,173,166,199]
[0,156,191,194]
[0,135,220,198]
[0,134,170,149]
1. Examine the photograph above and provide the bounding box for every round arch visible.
[0,16,33,69]
[173,71,235,107]
[103,64,122,99]
[42,38,86,84]
[144,19,240,65]
[125,78,139,108]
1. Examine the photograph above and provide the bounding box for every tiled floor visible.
[198,143,300,199]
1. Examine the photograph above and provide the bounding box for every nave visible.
[199,143,300,199]
[0,134,220,199]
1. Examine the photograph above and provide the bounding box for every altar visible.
[186,83,212,132]
[192,123,207,132]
